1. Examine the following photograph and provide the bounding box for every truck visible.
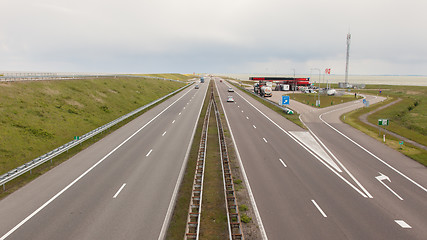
[254,81,272,97]
[260,86,272,97]
[200,77,205,83]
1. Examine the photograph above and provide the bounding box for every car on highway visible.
[220,79,222,82]
[228,87,234,92]
[304,89,316,93]
[227,96,234,102]
[195,84,199,89]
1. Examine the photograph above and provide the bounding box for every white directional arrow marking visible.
[375,172,403,200]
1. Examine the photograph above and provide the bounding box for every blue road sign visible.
[282,95,290,105]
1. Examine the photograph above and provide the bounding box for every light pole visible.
[311,68,321,107]
[291,68,295,92]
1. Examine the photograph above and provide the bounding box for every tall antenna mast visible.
[345,33,351,87]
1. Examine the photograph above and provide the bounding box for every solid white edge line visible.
[395,220,411,228]
[319,106,427,194]
[299,112,373,198]
[232,86,368,198]
[113,183,127,198]
[0,86,195,240]
[146,149,153,157]
[157,79,209,240]
[311,200,327,217]
[216,81,268,240]
[279,158,287,168]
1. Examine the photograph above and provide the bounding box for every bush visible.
[239,204,248,212]
[234,179,242,184]
[241,214,252,223]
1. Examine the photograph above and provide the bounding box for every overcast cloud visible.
[1,0,426,75]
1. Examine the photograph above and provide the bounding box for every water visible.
[219,74,427,86]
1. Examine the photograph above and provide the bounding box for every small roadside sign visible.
[378,119,389,126]
[281,95,290,105]
[74,136,80,140]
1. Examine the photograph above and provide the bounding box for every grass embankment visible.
[342,84,427,166]
[225,79,305,129]
[287,92,363,108]
[135,73,197,82]
[0,77,186,195]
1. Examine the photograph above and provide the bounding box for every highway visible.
[0,79,209,240]
[215,78,427,239]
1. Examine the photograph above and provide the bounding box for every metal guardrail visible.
[185,94,213,239]
[0,83,192,190]
[213,92,244,240]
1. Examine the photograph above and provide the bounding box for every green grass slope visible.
[0,77,185,175]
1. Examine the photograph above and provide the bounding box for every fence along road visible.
[0,78,209,240]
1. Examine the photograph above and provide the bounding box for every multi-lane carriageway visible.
[216,77,426,240]
[0,79,209,240]
[0,76,426,239]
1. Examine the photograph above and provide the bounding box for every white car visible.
[228,87,234,92]
[227,96,234,102]
[304,89,317,93]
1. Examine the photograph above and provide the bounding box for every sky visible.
[1,0,426,75]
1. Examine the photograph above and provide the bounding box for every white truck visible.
[260,86,272,97]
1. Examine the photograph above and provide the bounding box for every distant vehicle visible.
[254,81,272,97]
[195,84,199,89]
[227,96,234,102]
[200,77,205,83]
[304,89,316,94]
[228,87,234,92]
[220,80,222,82]
[327,89,337,96]
[260,86,272,97]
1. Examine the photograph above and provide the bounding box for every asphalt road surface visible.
[216,78,426,240]
[0,79,209,240]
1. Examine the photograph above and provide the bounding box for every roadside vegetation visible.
[167,81,228,239]
[0,76,186,197]
[166,81,210,239]
[213,84,263,239]
[199,97,228,239]
[287,92,363,108]
[342,84,427,166]
[134,73,197,82]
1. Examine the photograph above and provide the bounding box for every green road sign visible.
[378,119,389,126]
[74,136,80,140]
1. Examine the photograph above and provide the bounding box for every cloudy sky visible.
[1,0,426,75]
